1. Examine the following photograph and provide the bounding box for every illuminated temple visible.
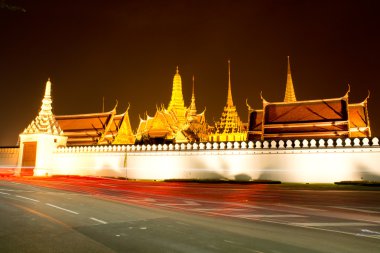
[5,57,378,182]
[247,57,371,141]
[20,58,372,147]
[135,67,208,144]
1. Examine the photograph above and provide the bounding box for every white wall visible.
[49,138,380,183]
[0,147,19,174]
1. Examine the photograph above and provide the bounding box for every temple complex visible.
[247,57,371,141]
[18,59,372,147]
[7,59,377,182]
[209,61,246,142]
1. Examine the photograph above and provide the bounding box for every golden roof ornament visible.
[227,60,234,106]
[284,56,297,102]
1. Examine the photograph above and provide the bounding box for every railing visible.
[55,137,380,153]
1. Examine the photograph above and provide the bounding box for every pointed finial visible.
[246,98,252,111]
[44,78,52,98]
[287,56,291,74]
[344,83,351,98]
[188,74,197,116]
[176,66,179,74]
[227,59,234,106]
[284,56,297,102]
[192,75,195,95]
[366,90,370,100]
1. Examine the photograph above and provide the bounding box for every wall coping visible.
[54,137,380,153]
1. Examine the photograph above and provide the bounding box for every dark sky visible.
[1,0,379,146]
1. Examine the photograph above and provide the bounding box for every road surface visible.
[0,176,379,252]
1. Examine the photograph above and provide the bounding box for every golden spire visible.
[284,56,297,102]
[227,60,234,106]
[167,66,187,123]
[188,75,197,116]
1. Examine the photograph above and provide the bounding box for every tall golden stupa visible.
[209,60,246,142]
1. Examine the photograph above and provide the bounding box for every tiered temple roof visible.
[348,95,371,137]
[247,57,371,141]
[56,105,135,146]
[112,106,136,144]
[209,61,246,142]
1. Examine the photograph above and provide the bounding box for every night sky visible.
[1,0,379,146]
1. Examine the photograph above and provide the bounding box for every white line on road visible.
[361,229,380,235]
[16,195,40,202]
[0,191,10,195]
[90,217,108,224]
[290,222,376,227]
[330,206,380,214]
[46,203,79,214]
[0,189,15,191]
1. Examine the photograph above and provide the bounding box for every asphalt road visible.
[0,177,379,253]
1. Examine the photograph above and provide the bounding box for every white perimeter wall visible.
[50,138,380,183]
[0,147,19,174]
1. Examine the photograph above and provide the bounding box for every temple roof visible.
[55,108,118,146]
[348,97,371,137]
[136,108,180,140]
[113,107,135,144]
[264,97,348,124]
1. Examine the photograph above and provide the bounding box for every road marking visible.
[361,229,380,235]
[0,189,15,191]
[46,203,79,214]
[0,191,11,195]
[258,218,380,240]
[90,217,108,224]
[16,195,40,202]
[236,214,306,218]
[330,206,380,214]
[290,222,376,227]
[275,203,325,212]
